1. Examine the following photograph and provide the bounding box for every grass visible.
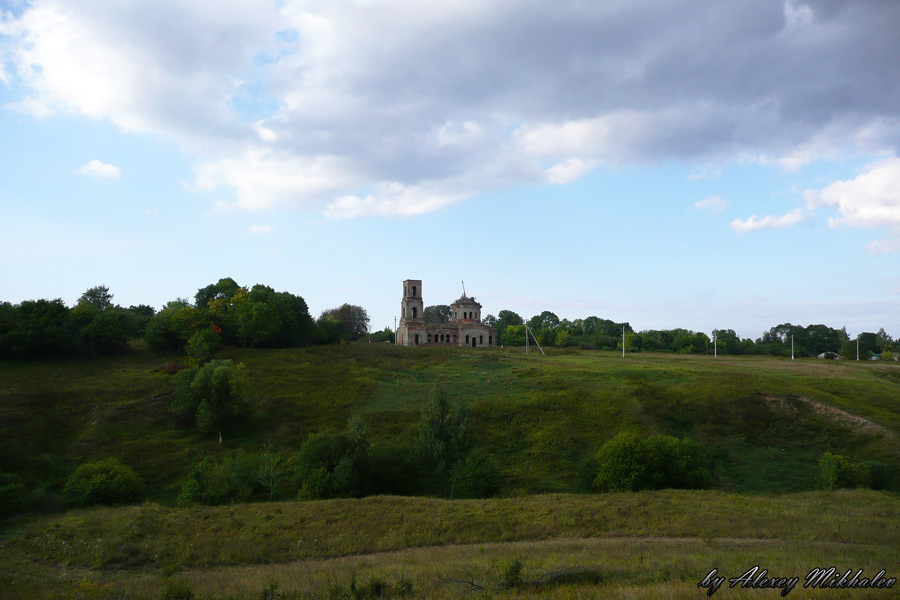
[2,344,900,598]
[1,490,898,598]
[2,344,900,502]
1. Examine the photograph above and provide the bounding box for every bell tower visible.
[400,279,424,323]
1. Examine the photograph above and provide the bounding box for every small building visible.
[396,279,497,347]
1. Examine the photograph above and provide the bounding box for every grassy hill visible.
[2,344,899,598]
[2,343,898,500]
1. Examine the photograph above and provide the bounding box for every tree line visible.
[0,278,390,360]
[2,282,895,360]
[434,306,897,359]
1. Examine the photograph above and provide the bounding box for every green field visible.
[1,344,899,598]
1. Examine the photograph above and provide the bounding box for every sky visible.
[1,0,899,340]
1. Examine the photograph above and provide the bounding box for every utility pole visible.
[791,334,794,360]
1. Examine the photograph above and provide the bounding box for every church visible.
[396,279,497,347]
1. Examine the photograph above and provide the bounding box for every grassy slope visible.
[2,345,900,597]
[2,490,898,599]
[2,344,900,500]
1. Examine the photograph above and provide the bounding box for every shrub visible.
[296,424,370,500]
[184,327,221,366]
[178,451,261,505]
[159,579,194,600]
[592,432,710,492]
[818,453,890,490]
[451,449,502,498]
[0,470,26,517]
[63,458,143,507]
[865,460,891,490]
[418,385,471,477]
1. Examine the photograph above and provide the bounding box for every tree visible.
[78,285,114,311]
[418,386,471,481]
[296,415,371,499]
[495,310,524,345]
[502,324,526,346]
[195,277,240,309]
[171,359,251,444]
[527,311,559,332]
[424,304,452,325]
[320,304,370,341]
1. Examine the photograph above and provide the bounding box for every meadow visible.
[1,344,899,598]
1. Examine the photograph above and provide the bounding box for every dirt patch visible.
[758,393,893,438]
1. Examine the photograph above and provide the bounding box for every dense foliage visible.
[591,432,711,492]
[818,452,890,490]
[171,359,252,444]
[63,458,144,507]
[0,287,153,359]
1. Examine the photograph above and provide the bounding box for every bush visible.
[451,449,503,498]
[178,451,262,505]
[297,416,370,500]
[818,453,890,490]
[63,458,143,507]
[592,432,710,492]
[159,579,194,600]
[0,470,26,517]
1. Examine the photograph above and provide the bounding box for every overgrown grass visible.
[1,490,898,599]
[2,345,900,506]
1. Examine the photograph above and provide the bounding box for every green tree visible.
[424,304,452,324]
[527,311,559,332]
[320,303,370,341]
[502,324,526,346]
[495,310,524,345]
[171,359,251,444]
[418,386,471,481]
[296,415,371,499]
[194,277,240,310]
[63,458,143,507]
[78,285,114,311]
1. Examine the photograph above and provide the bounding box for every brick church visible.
[395,279,497,347]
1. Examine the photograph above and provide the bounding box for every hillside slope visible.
[1,344,899,502]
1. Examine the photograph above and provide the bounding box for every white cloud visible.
[688,166,722,181]
[3,0,900,219]
[324,181,469,219]
[805,158,900,229]
[804,157,900,252]
[546,158,596,184]
[249,224,273,234]
[731,208,808,233]
[694,195,728,214]
[194,150,361,210]
[254,120,277,142]
[78,159,120,180]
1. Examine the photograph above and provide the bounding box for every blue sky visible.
[1,0,899,340]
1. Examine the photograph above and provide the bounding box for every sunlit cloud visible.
[78,159,120,180]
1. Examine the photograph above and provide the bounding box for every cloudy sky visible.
[1,0,899,339]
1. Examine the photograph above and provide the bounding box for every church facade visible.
[396,279,497,347]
